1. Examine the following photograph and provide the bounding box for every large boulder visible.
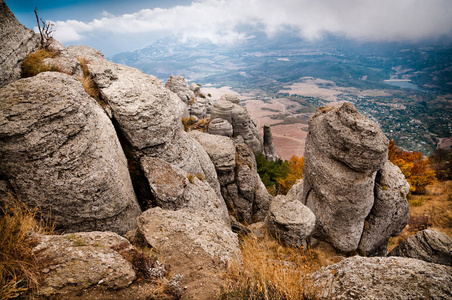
[267,194,316,247]
[66,46,222,198]
[208,118,233,137]
[0,0,40,87]
[137,207,240,299]
[140,156,229,224]
[358,161,410,256]
[33,231,136,297]
[310,256,452,299]
[0,72,141,234]
[190,131,272,223]
[389,229,452,266]
[301,103,394,253]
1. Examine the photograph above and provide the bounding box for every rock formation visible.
[358,160,410,256]
[210,94,263,153]
[389,229,452,266]
[263,125,280,161]
[63,46,222,200]
[311,256,452,299]
[165,75,212,119]
[0,0,40,87]
[189,131,272,223]
[301,103,408,254]
[0,72,141,234]
[267,194,315,248]
[32,231,136,297]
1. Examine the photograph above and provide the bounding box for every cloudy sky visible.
[7,0,452,56]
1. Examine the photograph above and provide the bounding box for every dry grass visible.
[182,117,210,132]
[77,57,106,107]
[220,232,341,300]
[21,49,65,78]
[0,194,54,299]
[389,180,452,251]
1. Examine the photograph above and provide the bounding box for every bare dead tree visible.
[34,7,55,49]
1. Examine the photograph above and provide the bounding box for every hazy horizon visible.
[7,0,452,56]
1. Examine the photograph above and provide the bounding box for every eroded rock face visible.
[208,118,233,137]
[140,156,229,224]
[301,103,392,253]
[210,96,263,153]
[310,256,452,300]
[65,46,221,198]
[389,229,452,266]
[0,72,141,234]
[0,0,40,87]
[358,161,410,256]
[137,207,240,299]
[33,232,136,297]
[267,195,316,247]
[190,131,272,223]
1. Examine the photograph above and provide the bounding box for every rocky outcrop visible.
[190,131,272,223]
[210,95,263,153]
[208,118,233,137]
[33,232,136,296]
[65,46,222,199]
[0,72,141,234]
[301,103,404,254]
[267,194,315,247]
[0,0,40,87]
[389,229,452,266]
[140,156,229,224]
[310,256,452,299]
[137,207,240,299]
[263,125,280,161]
[358,161,410,256]
[165,75,212,119]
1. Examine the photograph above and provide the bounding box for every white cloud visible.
[52,0,452,50]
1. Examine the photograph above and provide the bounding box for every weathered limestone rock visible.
[210,96,263,153]
[165,75,195,104]
[263,125,280,162]
[286,179,304,200]
[208,118,233,137]
[33,232,136,296]
[0,0,40,87]
[358,161,410,256]
[0,72,141,234]
[267,195,316,247]
[165,76,212,119]
[301,103,390,253]
[137,207,240,299]
[310,256,452,299]
[140,156,229,224]
[389,229,452,266]
[190,131,272,223]
[66,46,221,197]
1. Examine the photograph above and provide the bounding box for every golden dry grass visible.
[389,180,452,251]
[21,49,65,78]
[77,57,102,104]
[220,232,342,300]
[0,194,54,300]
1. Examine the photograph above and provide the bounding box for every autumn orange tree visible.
[277,155,305,195]
[388,140,437,194]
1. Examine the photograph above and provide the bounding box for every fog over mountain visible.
[36,0,452,56]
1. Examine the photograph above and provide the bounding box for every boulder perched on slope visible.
[32,231,136,297]
[301,102,410,254]
[389,229,452,266]
[267,194,315,247]
[0,72,141,234]
[310,256,452,299]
